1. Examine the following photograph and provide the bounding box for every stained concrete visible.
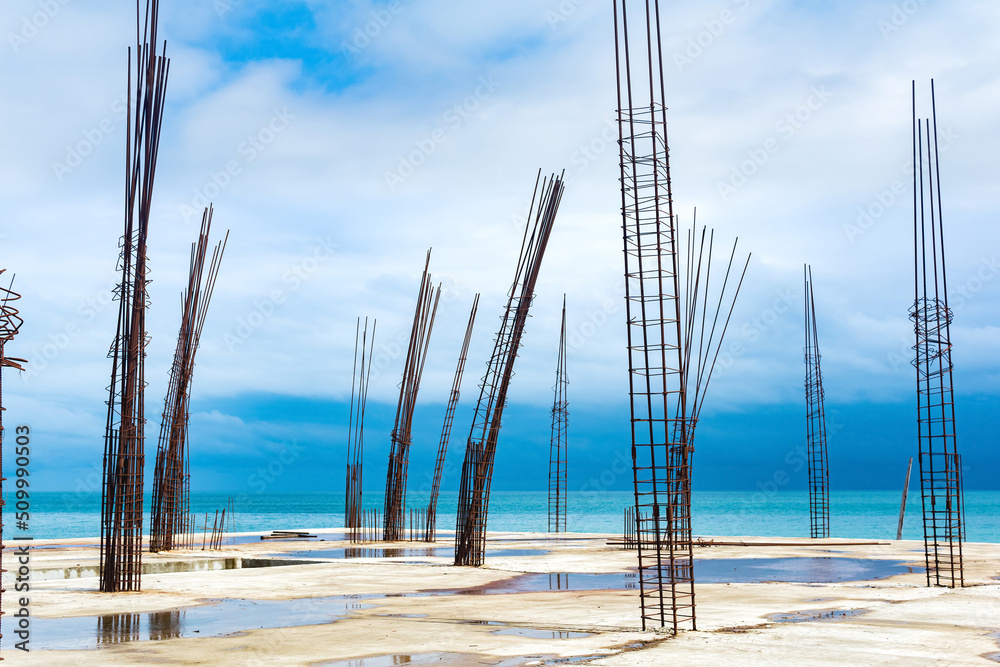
[7,531,999,665]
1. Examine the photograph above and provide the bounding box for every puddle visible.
[443,572,639,594]
[429,558,917,595]
[282,547,547,560]
[696,558,920,583]
[18,556,322,583]
[767,608,870,623]
[492,627,593,639]
[31,595,375,650]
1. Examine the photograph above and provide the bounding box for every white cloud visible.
[2,0,998,459]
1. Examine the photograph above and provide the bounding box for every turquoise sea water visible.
[7,490,999,542]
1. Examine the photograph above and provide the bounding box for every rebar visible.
[803,265,830,538]
[150,209,227,552]
[454,170,565,566]
[346,318,376,542]
[911,80,964,588]
[100,0,170,593]
[548,296,569,533]
[425,294,479,542]
[0,270,26,651]
[615,0,749,631]
[385,251,441,541]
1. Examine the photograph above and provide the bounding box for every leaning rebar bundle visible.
[346,318,376,540]
[150,209,228,552]
[384,251,442,541]
[100,0,170,593]
[910,80,964,588]
[548,296,569,533]
[803,265,830,538]
[454,170,565,567]
[425,294,479,542]
[615,0,748,631]
[1,270,26,648]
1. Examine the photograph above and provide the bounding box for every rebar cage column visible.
[911,80,964,588]
[803,266,830,538]
[548,296,569,533]
[614,0,696,633]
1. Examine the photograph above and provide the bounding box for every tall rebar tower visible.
[150,209,228,552]
[911,80,964,588]
[384,251,442,541]
[101,0,170,593]
[425,294,479,541]
[346,318,376,538]
[548,296,569,533]
[454,170,565,566]
[615,0,749,630]
[1,271,26,648]
[803,265,830,538]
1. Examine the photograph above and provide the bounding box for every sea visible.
[7,489,1000,543]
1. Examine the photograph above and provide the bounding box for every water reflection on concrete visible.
[35,595,374,650]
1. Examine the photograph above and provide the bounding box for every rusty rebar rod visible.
[425,294,479,542]
[100,0,170,593]
[346,318,376,542]
[615,0,749,632]
[911,80,964,588]
[454,170,565,566]
[804,265,830,538]
[548,296,569,533]
[150,209,227,552]
[385,251,442,541]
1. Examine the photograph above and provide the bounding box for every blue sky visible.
[1,0,998,495]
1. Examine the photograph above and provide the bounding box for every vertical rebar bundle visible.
[910,80,964,588]
[384,251,442,541]
[803,265,830,538]
[548,296,569,533]
[100,0,170,593]
[1,271,25,648]
[425,294,479,542]
[454,170,565,566]
[150,209,228,552]
[346,318,375,539]
[615,0,749,631]
[623,506,638,550]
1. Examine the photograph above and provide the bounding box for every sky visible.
[1,0,998,498]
